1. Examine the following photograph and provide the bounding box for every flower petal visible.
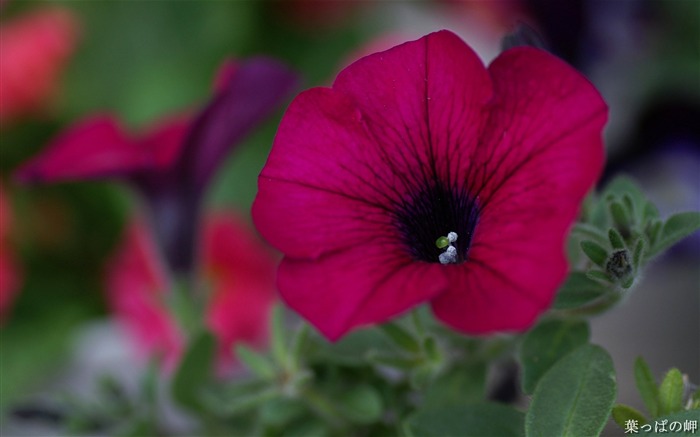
[0,8,79,125]
[431,218,570,333]
[201,212,277,372]
[470,47,607,210]
[178,57,299,192]
[255,31,493,259]
[277,245,448,341]
[15,116,146,182]
[432,47,607,334]
[105,219,183,369]
[333,30,492,189]
[254,87,402,259]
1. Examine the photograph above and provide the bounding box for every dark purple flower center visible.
[393,182,479,264]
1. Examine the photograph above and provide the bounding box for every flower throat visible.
[393,182,479,264]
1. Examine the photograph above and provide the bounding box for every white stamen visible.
[439,251,457,264]
[438,234,459,264]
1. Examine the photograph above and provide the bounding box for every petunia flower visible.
[253,30,607,341]
[16,57,299,273]
[0,7,79,125]
[105,211,276,373]
[0,183,22,322]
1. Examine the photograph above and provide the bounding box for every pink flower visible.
[0,183,22,322]
[105,212,276,373]
[16,58,298,273]
[0,8,79,125]
[253,30,607,341]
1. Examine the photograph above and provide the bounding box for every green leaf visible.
[235,345,276,380]
[643,201,660,221]
[407,402,525,437]
[307,329,392,367]
[647,220,663,246]
[634,356,660,417]
[271,304,287,366]
[602,177,647,224]
[259,397,306,426]
[581,241,608,267]
[366,350,421,370]
[337,384,383,424]
[649,212,700,258]
[571,223,609,247]
[623,194,636,219]
[612,404,648,428]
[633,238,646,270]
[422,362,487,407]
[172,331,216,412]
[608,228,626,249]
[553,272,609,309]
[525,344,616,437]
[651,410,700,436]
[658,368,684,416]
[379,322,421,354]
[215,387,278,416]
[610,200,632,230]
[586,270,612,282]
[519,319,590,394]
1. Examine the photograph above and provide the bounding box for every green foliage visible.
[172,331,216,412]
[525,344,616,437]
[647,212,700,258]
[406,402,525,437]
[635,356,660,417]
[519,319,590,394]
[658,368,685,416]
[612,404,648,427]
[236,344,276,380]
[379,322,421,354]
[553,272,608,309]
[580,240,608,267]
[336,384,383,424]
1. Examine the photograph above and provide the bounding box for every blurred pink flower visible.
[0,7,79,125]
[16,58,298,274]
[253,30,607,341]
[105,212,276,373]
[0,183,21,322]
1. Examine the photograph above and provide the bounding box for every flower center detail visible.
[393,183,479,264]
[437,231,459,264]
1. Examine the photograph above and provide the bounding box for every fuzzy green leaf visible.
[649,212,700,258]
[519,319,590,394]
[612,404,648,428]
[658,368,684,416]
[610,200,632,230]
[634,356,660,417]
[608,228,626,249]
[554,272,609,309]
[407,402,525,437]
[235,345,276,380]
[581,241,608,267]
[525,344,616,437]
[633,238,646,270]
[586,270,612,282]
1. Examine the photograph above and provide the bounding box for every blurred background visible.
[1,0,698,435]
